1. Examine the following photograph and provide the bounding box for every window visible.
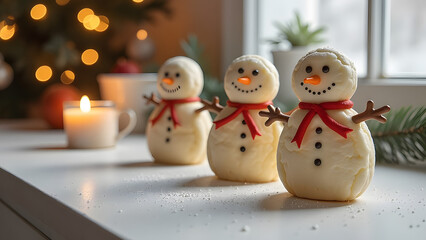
[385,0,426,77]
[245,0,426,80]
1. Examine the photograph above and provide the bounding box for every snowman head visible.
[292,48,357,103]
[224,55,279,103]
[157,56,203,99]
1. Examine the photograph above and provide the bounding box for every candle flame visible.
[80,95,91,112]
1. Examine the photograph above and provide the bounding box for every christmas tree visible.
[0,0,171,118]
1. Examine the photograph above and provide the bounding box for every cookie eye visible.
[165,72,169,77]
[322,66,329,73]
[175,72,180,78]
[306,66,312,73]
[238,68,244,74]
[252,70,259,76]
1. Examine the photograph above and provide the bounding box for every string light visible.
[0,21,16,40]
[60,70,75,84]
[81,49,99,65]
[35,66,53,82]
[83,14,100,30]
[77,8,94,23]
[30,4,47,20]
[95,16,109,32]
[55,0,70,6]
[136,29,148,40]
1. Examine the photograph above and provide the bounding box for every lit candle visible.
[63,95,136,149]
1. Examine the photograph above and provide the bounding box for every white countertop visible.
[1,120,425,240]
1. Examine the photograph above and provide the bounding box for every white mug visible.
[97,73,157,133]
[63,100,136,149]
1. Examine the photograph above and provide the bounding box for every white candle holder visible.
[63,98,136,149]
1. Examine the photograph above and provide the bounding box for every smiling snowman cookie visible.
[144,56,212,165]
[260,48,390,201]
[201,55,283,183]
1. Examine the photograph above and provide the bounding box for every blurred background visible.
[0,0,425,120]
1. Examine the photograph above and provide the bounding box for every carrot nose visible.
[303,75,321,85]
[238,77,251,85]
[162,78,174,85]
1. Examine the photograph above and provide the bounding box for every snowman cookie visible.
[260,48,390,201]
[144,56,212,165]
[200,55,283,183]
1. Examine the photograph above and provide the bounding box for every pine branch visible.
[180,35,228,107]
[367,106,426,165]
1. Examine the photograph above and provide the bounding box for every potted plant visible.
[269,12,326,105]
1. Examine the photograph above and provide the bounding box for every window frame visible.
[228,0,426,110]
[240,0,426,82]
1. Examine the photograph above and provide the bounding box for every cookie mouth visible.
[160,83,181,93]
[231,81,262,94]
[300,81,336,96]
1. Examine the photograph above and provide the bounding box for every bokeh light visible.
[30,4,47,20]
[136,29,148,40]
[0,21,16,40]
[95,16,109,32]
[132,0,144,3]
[83,14,100,30]
[35,65,53,82]
[77,8,94,23]
[55,0,70,6]
[60,70,75,84]
[81,49,99,65]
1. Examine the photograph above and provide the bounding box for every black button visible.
[167,116,172,121]
[314,159,321,166]
[240,146,246,152]
[167,127,171,132]
[242,120,246,125]
[165,138,170,143]
[315,142,322,149]
[316,127,322,134]
[240,133,246,139]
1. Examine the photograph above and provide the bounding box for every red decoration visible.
[214,101,272,140]
[41,84,80,129]
[151,97,201,128]
[292,100,354,148]
[111,58,141,73]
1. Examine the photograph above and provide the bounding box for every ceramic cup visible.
[97,73,157,133]
[63,100,136,149]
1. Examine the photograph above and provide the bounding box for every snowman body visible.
[146,56,212,165]
[147,102,211,165]
[276,48,377,201]
[208,107,282,182]
[206,55,282,183]
[278,108,374,201]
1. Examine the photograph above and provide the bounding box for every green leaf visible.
[270,11,326,47]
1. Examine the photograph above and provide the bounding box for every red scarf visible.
[214,101,272,140]
[292,100,354,148]
[151,97,200,128]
